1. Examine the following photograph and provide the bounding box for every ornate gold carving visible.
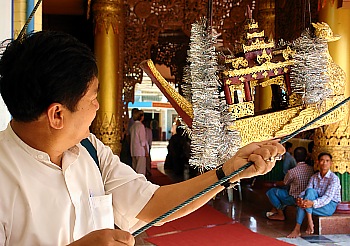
[249,76,286,91]
[250,79,259,87]
[223,60,294,77]
[229,83,245,91]
[92,112,121,154]
[327,53,346,96]
[247,30,265,39]
[257,49,272,64]
[228,101,255,119]
[312,22,341,42]
[227,97,347,148]
[282,46,296,61]
[260,75,285,89]
[243,39,274,53]
[314,114,350,174]
[229,106,302,146]
[275,96,348,138]
[146,60,194,119]
[92,0,123,34]
[229,84,245,103]
[311,25,348,174]
[245,21,259,30]
[288,93,303,107]
[226,57,249,69]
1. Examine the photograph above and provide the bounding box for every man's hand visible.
[296,198,313,208]
[223,140,285,181]
[296,197,303,207]
[68,229,135,246]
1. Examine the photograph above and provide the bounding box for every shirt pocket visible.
[89,194,114,230]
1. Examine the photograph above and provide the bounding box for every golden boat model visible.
[140,17,347,147]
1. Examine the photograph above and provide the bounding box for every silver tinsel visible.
[186,18,241,172]
[289,30,331,105]
[181,65,192,104]
[0,39,11,56]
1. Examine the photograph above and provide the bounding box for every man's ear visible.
[47,103,64,129]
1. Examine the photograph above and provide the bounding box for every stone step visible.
[314,213,350,235]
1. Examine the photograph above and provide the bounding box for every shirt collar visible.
[5,123,79,169]
[317,169,331,179]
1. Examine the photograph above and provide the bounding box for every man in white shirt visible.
[0,31,284,245]
[129,109,148,175]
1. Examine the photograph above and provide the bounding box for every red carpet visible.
[151,160,164,169]
[145,223,293,246]
[145,205,293,246]
[147,204,232,236]
[147,168,174,186]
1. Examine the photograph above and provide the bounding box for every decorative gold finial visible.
[312,22,341,42]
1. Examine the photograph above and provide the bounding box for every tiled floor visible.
[136,142,350,246]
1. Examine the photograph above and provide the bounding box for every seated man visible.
[266,147,314,220]
[282,141,296,175]
[287,152,341,238]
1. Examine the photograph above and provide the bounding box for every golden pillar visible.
[254,0,276,111]
[313,1,350,200]
[91,0,124,154]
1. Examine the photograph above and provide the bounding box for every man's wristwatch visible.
[216,165,238,188]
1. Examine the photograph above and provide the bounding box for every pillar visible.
[254,0,275,112]
[314,0,350,201]
[91,0,124,155]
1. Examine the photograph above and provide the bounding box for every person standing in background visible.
[130,109,148,175]
[143,118,153,177]
[120,107,139,166]
[128,108,139,134]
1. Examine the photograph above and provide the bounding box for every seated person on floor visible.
[282,141,296,175]
[266,147,314,221]
[287,152,341,238]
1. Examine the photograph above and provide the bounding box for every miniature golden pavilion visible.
[140,15,347,148]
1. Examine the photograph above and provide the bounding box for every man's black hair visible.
[318,152,332,161]
[294,146,307,163]
[285,141,292,150]
[0,31,98,122]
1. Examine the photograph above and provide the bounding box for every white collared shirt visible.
[0,124,159,246]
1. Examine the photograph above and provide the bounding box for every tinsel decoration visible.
[289,29,331,105]
[181,65,192,104]
[0,40,11,56]
[186,18,241,172]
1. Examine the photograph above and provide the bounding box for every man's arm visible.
[67,229,134,246]
[137,140,284,223]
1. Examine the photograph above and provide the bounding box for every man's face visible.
[318,154,332,172]
[64,77,99,142]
